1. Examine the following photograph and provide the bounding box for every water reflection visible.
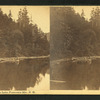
[27,72,50,91]
[0,58,49,90]
[51,58,100,90]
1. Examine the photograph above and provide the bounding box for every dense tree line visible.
[51,7,100,59]
[0,7,49,57]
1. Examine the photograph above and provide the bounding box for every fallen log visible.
[0,55,50,63]
[51,56,100,64]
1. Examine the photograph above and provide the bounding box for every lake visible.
[51,57,100,90]
[0,57,49,90]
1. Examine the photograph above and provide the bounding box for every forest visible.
[0,7,49,57]
[51,7,100,60]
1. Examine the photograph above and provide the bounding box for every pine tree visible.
[8,10,12,18]
[90,7,100,27]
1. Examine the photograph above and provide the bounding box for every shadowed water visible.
[51,58,100,90]
[0,58,49,90]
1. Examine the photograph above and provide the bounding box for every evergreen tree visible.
[8,10,12,18]
[0,7,49,57]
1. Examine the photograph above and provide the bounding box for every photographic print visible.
[0,6,50,92]
[1,5,100,94]
[50,6,100,90]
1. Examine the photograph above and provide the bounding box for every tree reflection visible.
[0,58,49,90]
[51,58,100,90]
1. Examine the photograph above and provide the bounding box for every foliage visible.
[51,7,100,59]
[0,7,49,57]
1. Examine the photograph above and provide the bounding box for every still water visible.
[0,57,49,90]
[27,72,49,91]
[51,58,100,90]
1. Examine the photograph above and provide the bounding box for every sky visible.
[51,6,99,20]
[0,6,99,33]
[0,6,50,33]
[73,6,99,20]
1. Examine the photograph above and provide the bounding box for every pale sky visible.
[1,6,99,33]
[73,6,99,20]
[0,6,50,33]
[51,6,99,20]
